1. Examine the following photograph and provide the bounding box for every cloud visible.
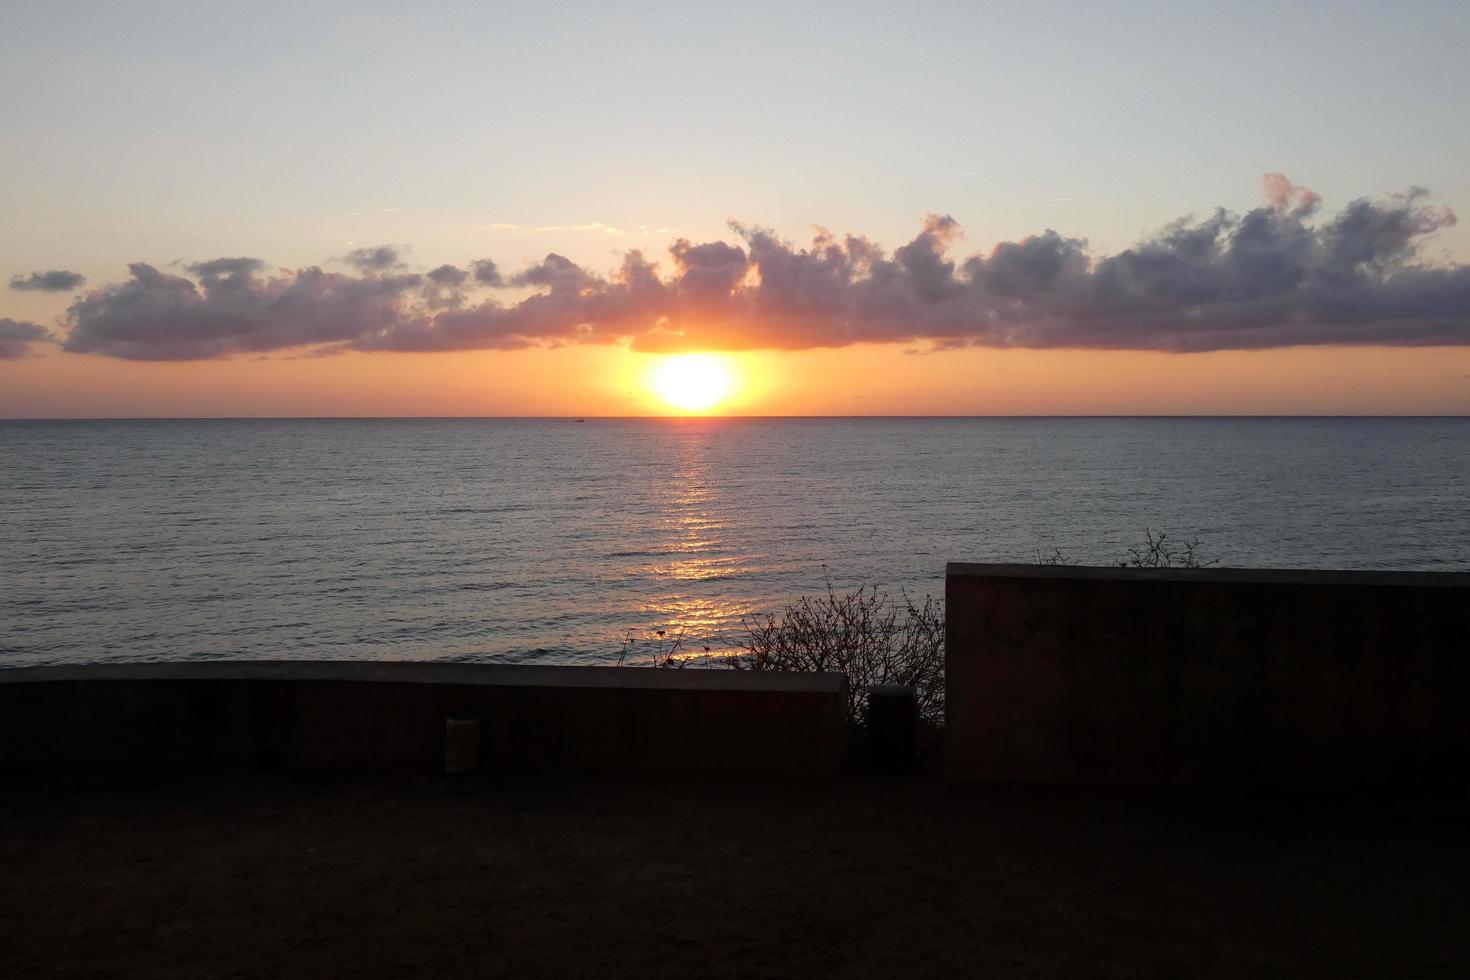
[469,259,502,287]
[63,261,423,360]
[423,264,470,310]
[426,264,468,286]
[509,253,598,291]
[17,176,1470,361]
[340,245,404,271]
[0,317,50,358]
[10,269,86,292]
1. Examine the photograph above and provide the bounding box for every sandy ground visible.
[2,767,1467,979]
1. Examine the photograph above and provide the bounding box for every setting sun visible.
[648,354,736,413]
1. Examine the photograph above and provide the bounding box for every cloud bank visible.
[14,176,1470,362]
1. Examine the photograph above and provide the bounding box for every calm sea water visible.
[2,418,1467,668]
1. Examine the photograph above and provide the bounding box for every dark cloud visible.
[10,269,86,292]
[341,245,403,272]
[0,317,49,358]
[422,264,470,310]
[509,253,596,291]
[426,264,468,286]
[470,259,503,287]
[15,176,1470,361]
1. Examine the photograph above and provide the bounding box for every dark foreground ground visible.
[2,767,1467,979]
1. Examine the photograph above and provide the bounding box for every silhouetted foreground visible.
[948,564,1470,785]
[2,768,1466,978]
[0,661,846,777]
[7,564,1469,975]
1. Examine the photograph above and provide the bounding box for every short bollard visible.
[445,716,481,773]
[867,683,916,773]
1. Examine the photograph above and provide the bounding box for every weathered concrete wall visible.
[0,661,848,778]
[945,564,1470,786]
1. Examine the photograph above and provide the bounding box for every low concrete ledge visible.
[0,661,848,778]
[945,563,1470,786]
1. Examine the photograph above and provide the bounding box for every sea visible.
[2,417,1467,669]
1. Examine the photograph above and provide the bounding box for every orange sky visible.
[4,344,1468,418]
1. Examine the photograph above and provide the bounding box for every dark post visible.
[445,716,481,773]
[867,683,916,773]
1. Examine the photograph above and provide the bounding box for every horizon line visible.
[4,414,1469,423]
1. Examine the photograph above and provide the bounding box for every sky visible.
[3,0,1470,416]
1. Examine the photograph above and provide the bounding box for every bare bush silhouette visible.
[1041,529,1217,569]
[615,627,720,668]
[726,583,944,729]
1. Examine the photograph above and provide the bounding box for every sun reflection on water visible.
[619,429,766,653]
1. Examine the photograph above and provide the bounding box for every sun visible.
[649,353,736,413]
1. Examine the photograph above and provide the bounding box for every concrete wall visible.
[0,661,848,778]
[945,564,1470,786]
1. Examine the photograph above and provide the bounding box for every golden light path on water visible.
[621,426,763,664]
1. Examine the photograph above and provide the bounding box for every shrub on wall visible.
[728,584,944,729]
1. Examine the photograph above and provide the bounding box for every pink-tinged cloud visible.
[20,176,1470,361]
[1262,172,1322,218]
